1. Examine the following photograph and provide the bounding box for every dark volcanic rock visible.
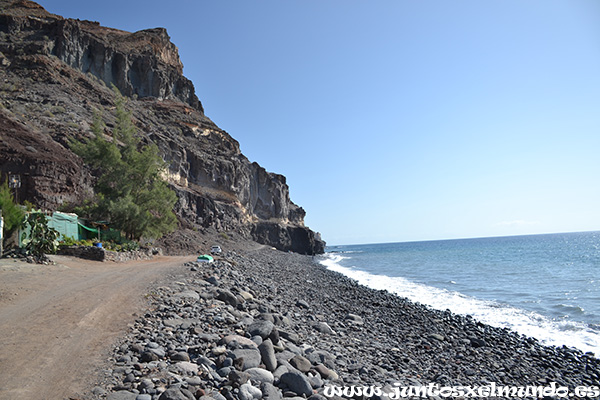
[258,339,277,372]
[89,247,600,400]
[0,0,325,254]
[279,371,313,397]
[53,22,202,111]
[252,222,325,255]
[158,388,195,400]
[0,110,92,209]
[248,320,274,339]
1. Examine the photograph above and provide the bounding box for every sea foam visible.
[319,253,600,355]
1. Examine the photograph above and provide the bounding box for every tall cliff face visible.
[52,22,202,111]
[0,0,325,254]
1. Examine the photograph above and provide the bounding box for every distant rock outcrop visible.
[0,0,325,254]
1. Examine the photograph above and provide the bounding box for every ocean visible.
[319,231,600,355]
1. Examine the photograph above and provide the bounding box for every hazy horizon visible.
[326,229,600,247]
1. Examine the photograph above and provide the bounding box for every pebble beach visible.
[90,246,600,400]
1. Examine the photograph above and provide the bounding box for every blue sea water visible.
[319,231,600,355]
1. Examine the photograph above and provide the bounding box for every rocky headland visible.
[0,0,324,254]
[88,246,600,400]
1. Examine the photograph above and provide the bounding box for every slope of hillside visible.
[0,0,324,254]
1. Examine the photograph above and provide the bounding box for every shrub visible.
[21,213,59,257]
[59,236,77,247]
[219,232,230,240]
[0,180,25,240]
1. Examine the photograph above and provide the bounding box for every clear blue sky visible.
[39,1,600,245]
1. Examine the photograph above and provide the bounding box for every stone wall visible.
[58,246,162,262]
[104,247,163,262]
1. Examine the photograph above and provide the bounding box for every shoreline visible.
[90,245,600,399]
[321,237,600,356]
[319,257,600,356]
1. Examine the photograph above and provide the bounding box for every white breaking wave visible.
[319,253,600,355]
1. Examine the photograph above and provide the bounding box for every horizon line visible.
[326,229,600,248]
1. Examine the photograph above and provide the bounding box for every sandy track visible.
[0,254,194,400]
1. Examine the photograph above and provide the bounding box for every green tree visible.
[0,180,25,240]
[71,90,178,240]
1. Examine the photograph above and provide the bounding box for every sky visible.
[38,1,600,245]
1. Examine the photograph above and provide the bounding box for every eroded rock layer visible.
[0,0,324,254]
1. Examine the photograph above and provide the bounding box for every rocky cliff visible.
[0,0,325,254]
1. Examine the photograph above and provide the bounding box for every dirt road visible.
[0,254,194,400]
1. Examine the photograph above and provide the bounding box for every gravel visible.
[90,246,600,399]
